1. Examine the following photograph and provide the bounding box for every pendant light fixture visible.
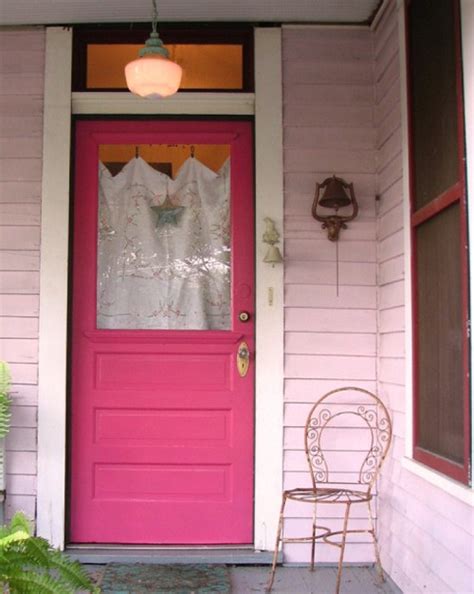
[125,0,182,99]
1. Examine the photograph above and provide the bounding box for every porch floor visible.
[84,564,403,593]
[231,566,402,593]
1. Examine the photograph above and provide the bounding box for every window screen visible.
[415,203,464,463]
[408,0,469,483]
[409,0,459,210]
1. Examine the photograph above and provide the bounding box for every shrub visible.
[0,511,99,593]
[0,363,98,593]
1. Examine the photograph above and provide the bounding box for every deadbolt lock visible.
[239,311,250,322]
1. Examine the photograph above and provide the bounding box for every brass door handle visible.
[237,341,250,377]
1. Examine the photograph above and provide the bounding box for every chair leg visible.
[310,500,317,571]
[266,494,287,592]
[367,500,385,582]
[335,503,351,594]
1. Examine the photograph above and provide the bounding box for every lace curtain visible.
[97,155,231,330]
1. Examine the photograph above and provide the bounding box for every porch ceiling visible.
[0,0,382,26]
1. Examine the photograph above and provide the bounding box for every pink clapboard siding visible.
[0,29,44,521]
[282,26,377,564]
[375,3,474,593]
[0,17,471,588]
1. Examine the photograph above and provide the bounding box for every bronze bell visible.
[312,175,358,241]
[318,175,352,210]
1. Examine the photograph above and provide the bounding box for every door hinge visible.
[467,319,471,339]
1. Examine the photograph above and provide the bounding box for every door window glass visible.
[97,144,231,330]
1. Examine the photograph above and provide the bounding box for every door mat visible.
[98,563,231,594]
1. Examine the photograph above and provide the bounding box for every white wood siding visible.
[1,18,472,588]
[375,3,474,593]
[282,26,378,563]
[0,29,44,521]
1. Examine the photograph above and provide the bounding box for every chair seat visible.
[284,487,372,504]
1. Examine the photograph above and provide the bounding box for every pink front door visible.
[69,120,254,544]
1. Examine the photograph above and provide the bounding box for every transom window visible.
[72,25,254,92]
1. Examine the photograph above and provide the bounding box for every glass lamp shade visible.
[125,55,183,99]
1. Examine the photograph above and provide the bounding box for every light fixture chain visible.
[151,0,158,34]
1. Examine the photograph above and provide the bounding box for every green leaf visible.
[0,361,11,396]
[0,361,11,439]
[7,570,72,594]
[0,510,98,593]
[9,511,32,536]
[0,529,30,548]
[47,550,97,590]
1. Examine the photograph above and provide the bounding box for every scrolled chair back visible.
[305,387,392,491]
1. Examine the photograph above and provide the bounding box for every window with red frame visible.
[407,0,470,484]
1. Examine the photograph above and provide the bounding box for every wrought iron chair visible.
[266,387,392,594]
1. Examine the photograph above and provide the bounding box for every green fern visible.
[5,570,72,594]
[0,361,10,396]
[0,512,99,593]
[0,529,29,547]
[0,360,11,439]
[2,509,31,536]
[0,366,97,593]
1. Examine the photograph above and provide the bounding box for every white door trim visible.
[72,91,255,115]
[254,28,284,551]
[37,26,284,549]
[37,26,73,546]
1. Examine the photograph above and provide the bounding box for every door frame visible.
[37,26,284,550]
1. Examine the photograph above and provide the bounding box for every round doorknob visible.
[239,311,250,322]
